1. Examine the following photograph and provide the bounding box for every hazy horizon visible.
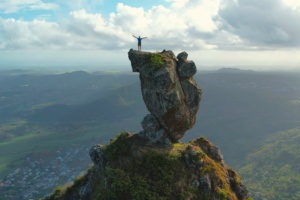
[1,64,300,74]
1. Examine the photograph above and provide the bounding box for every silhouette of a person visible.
[133,35,147,51]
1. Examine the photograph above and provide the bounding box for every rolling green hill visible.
[44,133,250,200]
[238,128,300,200]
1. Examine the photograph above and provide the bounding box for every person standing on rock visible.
[133,35,147,51]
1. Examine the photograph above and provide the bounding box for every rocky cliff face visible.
[128,49,202,142]
[43,50,250,200]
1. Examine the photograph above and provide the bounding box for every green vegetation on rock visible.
[150,53,164,67]
[44,133,248,200]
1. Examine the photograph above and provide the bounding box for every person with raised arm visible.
[133,35,147,51]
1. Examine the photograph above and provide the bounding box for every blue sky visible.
[1,0,300,71]
[0,0,168,21]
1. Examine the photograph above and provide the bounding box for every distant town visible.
[0,145,91,200]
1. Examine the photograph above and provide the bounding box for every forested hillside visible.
[239,128,300,200]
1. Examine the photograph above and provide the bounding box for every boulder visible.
[128,49,202,142]
[141,114,162,132]
[89,144,106,171]
[199,174,212,193]
[209,145,224,163]
[177,51,188,62]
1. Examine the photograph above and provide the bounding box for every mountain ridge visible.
[44,132,250,200]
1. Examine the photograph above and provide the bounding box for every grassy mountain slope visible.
[238,128,300,200]
[44,132,250,200]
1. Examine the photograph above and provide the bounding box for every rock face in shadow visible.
[128,49,202,142]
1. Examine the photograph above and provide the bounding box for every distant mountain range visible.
[216,68,255,73]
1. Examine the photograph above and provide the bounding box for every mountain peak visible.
[45,132,250,200]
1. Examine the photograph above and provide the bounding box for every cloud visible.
[218,0,300,49]
[66,9,129,50]
[78,1,222,50]
[282,0,300,10]
[0,18,68,50]
[0,0,59,13]
[1,0,300,53]
[0,1,222,51]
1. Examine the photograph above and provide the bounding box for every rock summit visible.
[128,49,202,143]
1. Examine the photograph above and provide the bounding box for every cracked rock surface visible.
[128,49,202,142]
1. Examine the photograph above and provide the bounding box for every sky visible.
[1,0,300,71]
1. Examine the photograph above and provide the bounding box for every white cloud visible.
[282,0,300,10]
[111,3,151,37]
[66,9,129,50]
[162,0,220,33]
[1,0,300,70]
[0,18,68,50]
[0,0,59,13]
[219,0,300,49]
[109,1,221,50]
[0,1,223,51]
